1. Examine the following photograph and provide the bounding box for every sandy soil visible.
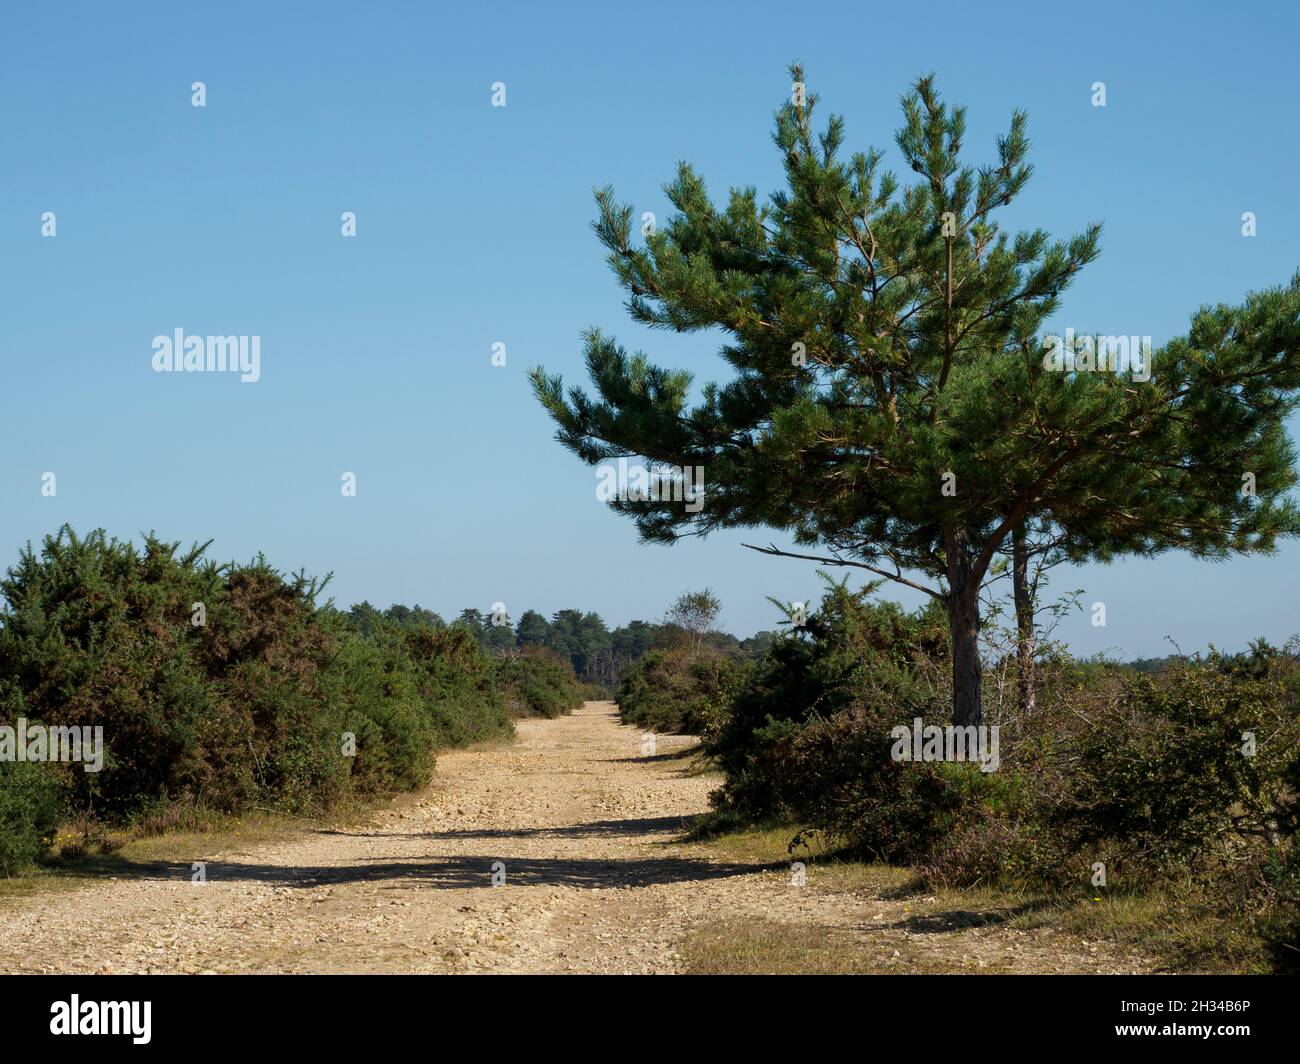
[0,702,1152,974]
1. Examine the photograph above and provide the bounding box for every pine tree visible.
[456,608,486,643]
[546,609,611,678]
[532,67,1300,725]
[515,609,552,647]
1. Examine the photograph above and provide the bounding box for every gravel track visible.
[0,702,1151,974]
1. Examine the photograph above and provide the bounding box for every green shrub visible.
[316,615,437,796]
[618,646,744,735]
[399,624,513,746]
[708,577,948,820]
[0,761,64,875]
[1261,842,1300,972]
[1046,661,1298,873]
[758,705,985,863]
[493,649,585,719]
[707,577,1300,960]
[0,526,516,834]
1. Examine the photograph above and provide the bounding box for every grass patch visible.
[681,917,895,974]
[698,821,916,891]
[680,914,1025,974]
[681,821,1240,974]
[1036,879,1281,974]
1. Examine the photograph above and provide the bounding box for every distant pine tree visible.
[515,609,552,647]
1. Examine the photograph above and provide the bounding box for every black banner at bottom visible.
[1,973,1289,1052]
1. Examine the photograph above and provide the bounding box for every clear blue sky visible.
[2,0,1297,657]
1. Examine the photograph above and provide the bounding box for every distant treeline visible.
[346,601,777,689]
[1120,643,1300,674]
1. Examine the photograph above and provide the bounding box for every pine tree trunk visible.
[1012,526,1038,716]
[944,528,983,727]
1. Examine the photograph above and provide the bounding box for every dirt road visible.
[0,702,1151,974]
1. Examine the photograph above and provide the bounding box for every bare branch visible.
[742,542,946,600]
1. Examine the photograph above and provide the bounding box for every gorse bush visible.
[395,623,511,748]
[701,578,990,864]
[708,576,949,824]
[615,588,759,735]
[751,706,988,864]
[1265,841,1300,972]
[0,528,442,820]
[617,646,744,735]
[492,648,585,720]
[0,526,556,871]
[0,761,64,876]
[916,676,1300,918]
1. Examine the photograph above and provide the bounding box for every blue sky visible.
[2,0,1297,656]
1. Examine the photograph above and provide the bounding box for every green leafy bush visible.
[708,577,948,822]
[397,623,512,747]
[618,646,744,735]
[0,760,64,875]
[493,649,585,719]
[749,705,987,863]
[0,527,515,835]
[1046,661,1297,871]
